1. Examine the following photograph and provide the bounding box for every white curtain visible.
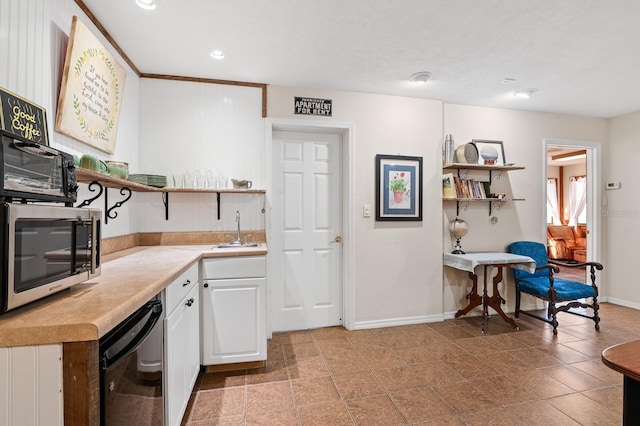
[568,176,587,226]
[546,179,561,224]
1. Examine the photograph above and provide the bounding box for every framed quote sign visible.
[55,16,126,153]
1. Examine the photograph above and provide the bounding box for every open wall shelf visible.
[76,169,265,222]
[442,163,525,216]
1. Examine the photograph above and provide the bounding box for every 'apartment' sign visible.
[294,97,332,117]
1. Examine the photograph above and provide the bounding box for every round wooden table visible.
[602,340,640,425]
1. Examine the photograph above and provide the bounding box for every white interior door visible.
[271,130,343,332]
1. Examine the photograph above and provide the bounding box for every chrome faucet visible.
[235,210,241,243]
[228,210,251,245]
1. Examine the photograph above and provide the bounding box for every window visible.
[568,176,587,225]
[546,178,560,224]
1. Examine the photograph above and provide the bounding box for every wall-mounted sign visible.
[55,16,126,154]
[0,86,49,145]
[294,97,332,117]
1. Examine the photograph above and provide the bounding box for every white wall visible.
[0,0,141,238]
[443,104,608,316]
[605,111,640,308]
[136,78,265,232]
[267,86,444,326]
[5,0,635,323]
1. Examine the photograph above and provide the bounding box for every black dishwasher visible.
[99,295,164,425]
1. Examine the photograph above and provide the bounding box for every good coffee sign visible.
[0,86,49,145]
[294,97,332,117]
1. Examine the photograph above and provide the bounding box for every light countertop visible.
[0,243,267,347]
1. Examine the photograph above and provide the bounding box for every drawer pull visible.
[185,298,195,307]
[182,279,191,287]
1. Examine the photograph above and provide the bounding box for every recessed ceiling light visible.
[136,0,156,10]
[210,50,225,60]
[409,72,431,84]
[513,88,537,99]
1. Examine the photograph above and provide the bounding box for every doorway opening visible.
[544,139,602,279]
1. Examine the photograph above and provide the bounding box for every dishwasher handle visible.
[99,300,163,371]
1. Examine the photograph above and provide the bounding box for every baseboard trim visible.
[351,314,444,330]
[204,360,265,373]
[602,297,640,310]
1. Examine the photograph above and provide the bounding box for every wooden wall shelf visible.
[75,168,265,222]
[442,163,525,216]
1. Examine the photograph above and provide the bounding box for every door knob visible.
[332,236,342,243]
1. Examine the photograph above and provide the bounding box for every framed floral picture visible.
[375,154,423,221]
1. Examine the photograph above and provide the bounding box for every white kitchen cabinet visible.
[164,263,199,426]
[200,256,267,365]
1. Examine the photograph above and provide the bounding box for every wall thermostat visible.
[606,182,621,190]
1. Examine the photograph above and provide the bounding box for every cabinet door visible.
[164,286,199,426]
[184,286,200,395]
[201,277,266,365]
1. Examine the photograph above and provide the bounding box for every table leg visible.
[481,265,490,332]
[486,266,519,330]
[455,272,483,318]
[623,375,640,425]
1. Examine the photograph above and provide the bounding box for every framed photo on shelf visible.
[472,140,506,165]
[375,154,423,221]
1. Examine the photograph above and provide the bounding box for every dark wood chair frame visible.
[514,259,603,335]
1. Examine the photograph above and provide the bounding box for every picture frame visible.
[472,139,506,166]
[55,16,126,154]
[375,154,423,221]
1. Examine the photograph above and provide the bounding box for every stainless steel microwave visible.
[0,130,78,205]
[0,203,101,314]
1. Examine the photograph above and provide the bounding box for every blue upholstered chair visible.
[507,241,602,335]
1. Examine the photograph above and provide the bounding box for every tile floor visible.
[182,303,638,425]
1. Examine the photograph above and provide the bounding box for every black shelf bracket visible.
[162,192,169,220]
[455,200,471,216]
[105,187,132,224]
[489,199,505,216]
[76,181,104,208]
[161,191,222,221]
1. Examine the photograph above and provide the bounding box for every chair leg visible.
[546,287,559,335]
[593,297,601,331]
[549,302,559,335]
[515,289,521,318]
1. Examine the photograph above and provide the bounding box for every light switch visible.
[606,182,621,190]
[363,204,371,218]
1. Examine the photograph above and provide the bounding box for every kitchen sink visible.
[212,242,261,249]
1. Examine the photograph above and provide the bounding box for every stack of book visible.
[443,173,490,199]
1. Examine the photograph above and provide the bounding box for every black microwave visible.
[0,203,101,314]
[0,130,78,205]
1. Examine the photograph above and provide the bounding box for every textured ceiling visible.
[81,0,640,118]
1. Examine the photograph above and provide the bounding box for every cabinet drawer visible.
[165,262,198,314]
[201,256,266,279]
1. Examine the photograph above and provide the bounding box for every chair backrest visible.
[507,241,550,279]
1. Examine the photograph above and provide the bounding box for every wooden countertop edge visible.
[601,340,640,382]
[0,244,268,348]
